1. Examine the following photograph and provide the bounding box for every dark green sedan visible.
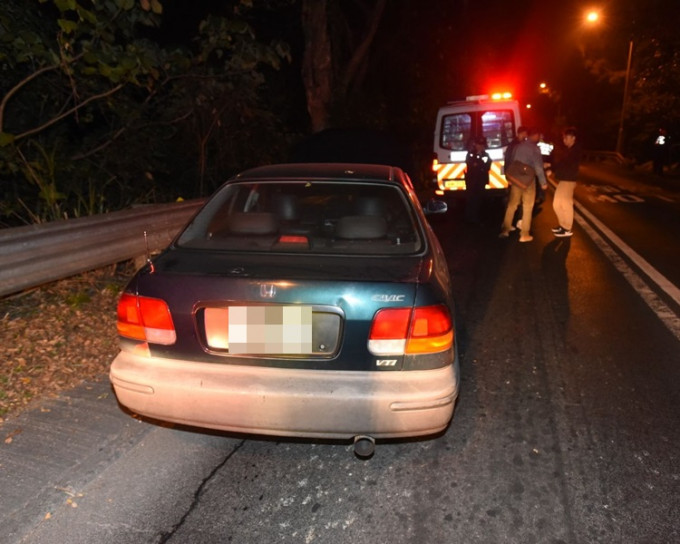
[110,163,459,456]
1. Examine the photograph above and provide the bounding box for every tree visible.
[0,0,171,222]
[300,0,386,132]
[0,0,291,225]
[0,0,166,145]
[625,38,680,159]
[575,0,680,157]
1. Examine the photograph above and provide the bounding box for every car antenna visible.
[143,231,155,273]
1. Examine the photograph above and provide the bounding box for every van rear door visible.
[433,98,521,192]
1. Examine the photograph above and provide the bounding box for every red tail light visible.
[117,293,176,345]
[368,305,453,356]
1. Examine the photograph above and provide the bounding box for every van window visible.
[440,109,516,151]
[440,113,471,151]
[481,110,515,149]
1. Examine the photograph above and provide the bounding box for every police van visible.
[432,93,522,193]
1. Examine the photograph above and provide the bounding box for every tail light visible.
[368,305,453,356]
[117,293,176,345]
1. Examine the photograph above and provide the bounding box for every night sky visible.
[159,0,676,119]
[349,0,679,149]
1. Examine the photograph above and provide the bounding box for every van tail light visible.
[117,293,176,345]
[368,305,453,356]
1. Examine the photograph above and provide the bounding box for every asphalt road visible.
[1,163,679,544]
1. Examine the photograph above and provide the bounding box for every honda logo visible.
[260,284,276,298]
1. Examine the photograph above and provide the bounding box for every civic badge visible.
[260,284,276,298]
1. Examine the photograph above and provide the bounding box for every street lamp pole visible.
[616,39,634,156]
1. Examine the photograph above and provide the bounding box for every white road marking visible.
[574,201,680,341]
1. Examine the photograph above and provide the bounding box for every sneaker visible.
[498,231,509,239]
[519,235,533,243]
[553,227,573,237]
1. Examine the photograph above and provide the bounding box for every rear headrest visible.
[354,196,385,216]
[335,215,387,239]
[227,212,278,234]
[274,194,299,221]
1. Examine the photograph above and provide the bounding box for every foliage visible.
[0,0,292,226]
[626,37,680,158]
[575,0,680,159]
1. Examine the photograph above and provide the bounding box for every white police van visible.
[432,93,522,193]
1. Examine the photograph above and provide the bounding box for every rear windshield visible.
[440,109,515,150]
[177,181,424,255]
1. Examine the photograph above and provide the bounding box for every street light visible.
[585,10,633,156]
[616,39,634,156]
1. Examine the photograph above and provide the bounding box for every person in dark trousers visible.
[464,136,491,223]
[652,128,670,176]
[505,126,528,229]
[535,133,553,207]
[547,127,582,237]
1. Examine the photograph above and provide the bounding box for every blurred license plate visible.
[225,305,313,354]
[444,180,465,190]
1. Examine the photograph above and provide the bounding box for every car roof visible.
[233,162,407,186]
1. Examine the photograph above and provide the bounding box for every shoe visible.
[516,219,523,230]
[553,227,573,237]
[519,235,533,242]
[551,226,562,233]
[499,231,509,238]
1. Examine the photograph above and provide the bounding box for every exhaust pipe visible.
[353,435,375,458]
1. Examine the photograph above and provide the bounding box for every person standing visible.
[548,127,582,237]
[504,126,528,229]
[499,127,548,242]
[464,136,491,223]
[505,125,528,166]
[652,128,670,176]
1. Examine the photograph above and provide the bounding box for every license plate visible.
[204,306,313,354]
[444,180,465,190]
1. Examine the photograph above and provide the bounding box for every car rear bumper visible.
[110,350,459,439]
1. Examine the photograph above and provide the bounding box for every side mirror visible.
[423,198,448,215]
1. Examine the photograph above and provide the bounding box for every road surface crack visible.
[157,438,246,543]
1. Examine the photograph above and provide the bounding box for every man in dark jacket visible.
[464,136,491,223]
[652,128,669,176]
[547,127,582,237]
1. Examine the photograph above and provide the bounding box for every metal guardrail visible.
[0,151,663,299]
[582,150,629,166]
[0,199,204,298]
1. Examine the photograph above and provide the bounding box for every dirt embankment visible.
[0,263,133,424]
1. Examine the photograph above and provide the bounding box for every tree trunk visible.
[336,0,386,102]
[301,0,333,132]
